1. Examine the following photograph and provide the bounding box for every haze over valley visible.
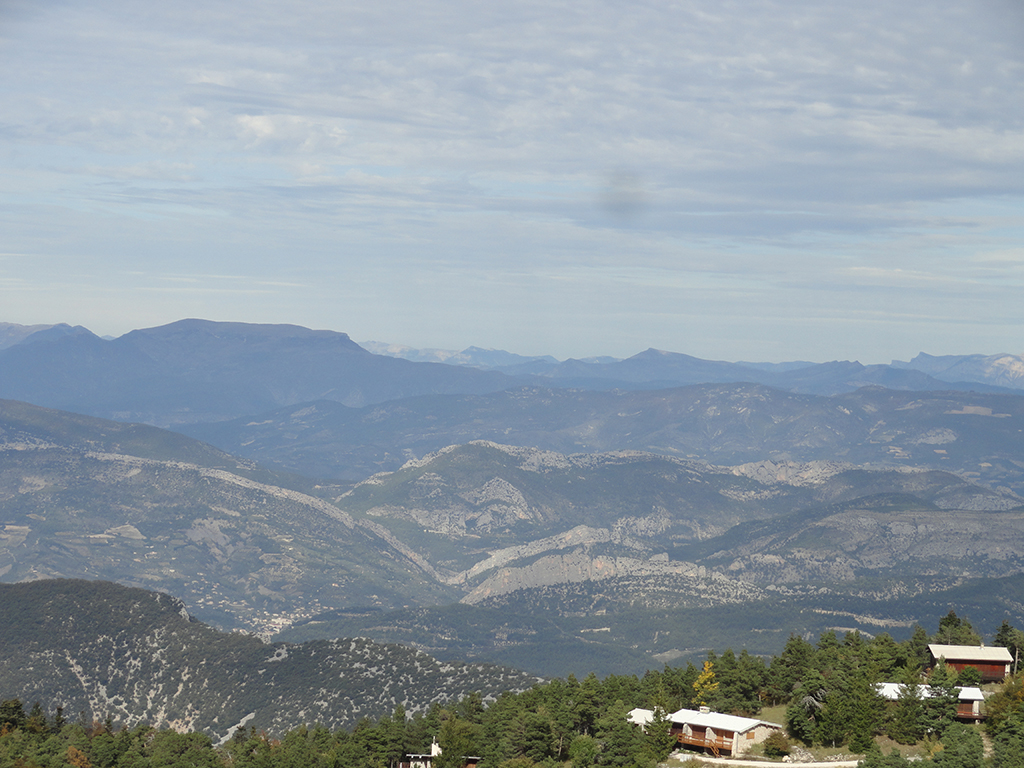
[2,319,1024,680]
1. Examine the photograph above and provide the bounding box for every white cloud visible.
[0,0,1023,360]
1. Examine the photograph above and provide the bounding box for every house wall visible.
[734,724,782,756]
[944,660,1009,681]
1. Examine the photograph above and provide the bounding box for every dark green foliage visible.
[985,673,1024,736]
[994,621,1024,674]
[859,744,914,768]
[0,699,26,731]
[4,620,1024,768]
[932,723,984,768]
[924,662,960,737]
[934,612,982,646]
[641,708,676,764]
[905,625,932,671]
[569,734,598,768]
[709,649,766,715]
[955,666,982,687]
[887,666,925,745]
[596,701,646,768]
[786,669,827,745]
[768,635,816,704]
[992,709,1024,768]
[762,730,790,758]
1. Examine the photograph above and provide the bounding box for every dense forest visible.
[2,613,1022,768]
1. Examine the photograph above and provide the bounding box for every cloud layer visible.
[1,0,1022,360]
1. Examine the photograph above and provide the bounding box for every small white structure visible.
[876,683,986,720]
[627,708,658,729]
[401,740,482,768]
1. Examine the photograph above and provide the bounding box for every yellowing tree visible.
[692,661,719,707]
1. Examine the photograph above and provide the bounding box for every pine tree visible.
[596,701,645,768]
[992,709,1024,768]
[786,670,827,745]
[924,661,960,737]
[643,707,677,763]
[888,666,925,745]
[904,625,931,670]
[768,635,816,704]
[994,621,1024,676]
[932,723,984,768]
[847,672,885,753]
[934,611,981,646]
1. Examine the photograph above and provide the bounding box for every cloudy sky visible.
[2,0,1023,362]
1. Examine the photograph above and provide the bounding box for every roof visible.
[628,708,656,727]
[876,683,985,702]
[929,644,1013,663]
[669,708,782,733]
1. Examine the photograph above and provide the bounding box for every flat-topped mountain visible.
[0,579,538,737]
[0,319,515,425]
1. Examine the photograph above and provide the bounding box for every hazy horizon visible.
[2,0,1022,362]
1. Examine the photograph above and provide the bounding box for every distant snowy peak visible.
[893,352,1024,390]
[359,341,560,369]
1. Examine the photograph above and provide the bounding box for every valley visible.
[1,319,1024,678]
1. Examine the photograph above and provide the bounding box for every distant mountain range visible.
[0,579,537,737]
[4,318,1024,677]
[362,334,1024,393]
[1,319,1023,428]
[3,397,1023,675]
[181,384,1024,495]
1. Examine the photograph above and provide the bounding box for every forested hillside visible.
[1,611,1022,767]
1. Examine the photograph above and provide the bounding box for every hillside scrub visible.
[1,615,1022,767]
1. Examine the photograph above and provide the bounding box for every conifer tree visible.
[932,723,984,768]
[924,661,960,737]
[785,669,826,745]
[768,635,816,704]
[888,666,924,745]
[992,709,1024,768]
[845,671,885,753]
[643,707,676,764]
[934,611,981,646]
[596,701,645,768]
[904,625,931,670]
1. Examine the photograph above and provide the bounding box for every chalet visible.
[928,644,1013,682]
[628,707,783,757]
[876,683,987,721]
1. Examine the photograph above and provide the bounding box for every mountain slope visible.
[0,399,456,633]
[181,384,1024,494]
[0,579,538,737]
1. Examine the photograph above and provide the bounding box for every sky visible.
[1,0,1023,363]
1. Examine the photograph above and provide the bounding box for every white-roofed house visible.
[666,707,784,757]
[876,683,987,721]
[928,644,1014,682]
